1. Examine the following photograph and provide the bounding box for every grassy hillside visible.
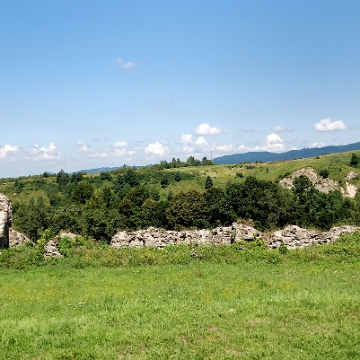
[0,150,359,203]
[160,150,360,197]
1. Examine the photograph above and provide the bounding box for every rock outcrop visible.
[279,167,358,198]
[0,194,12,248]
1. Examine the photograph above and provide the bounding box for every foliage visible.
[57,235,88,257]
[205,175,213,189]
[319,168,330,178]
[350,153,359,166]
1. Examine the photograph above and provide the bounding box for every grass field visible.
[1,234,360,359]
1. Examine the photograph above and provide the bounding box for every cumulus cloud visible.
[115,141,129,148]
[114,58,136,69]
[29,143,60,160]
[145,142,167,156]
[180,134,193,144]
[77,141,88,151]
[314,118,347,132]
[30,143,60,160]
[265,133,285,152]
[238,133,285,153]
[0,145,18,158]
[194,123,223,136]
[310,142,325,148]
[195,136,208,147]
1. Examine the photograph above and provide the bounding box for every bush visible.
[319,169,330,179]
[58,235,87,257]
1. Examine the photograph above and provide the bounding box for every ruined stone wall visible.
[110,223,359,250]
[0,194,12,248]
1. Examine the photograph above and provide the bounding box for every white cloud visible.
[180,134,193,144]
[145,142,167,156]
[183,146,194,153]
[115,141,129,148]
[29,143,60,160]
[273,125,284,133]
[114,58,136,69]
[195,136,208,147]
[194,123,222,136]
[310,142,325,148]
[314,118,347,132]
[265,133,284,152]
[122,61,136,69]
[0,145,18,158]
[77,141,88,151]
[114,148,136,157]
[214,144,233,152]
[238,133,285,153]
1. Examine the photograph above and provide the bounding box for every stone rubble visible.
[110,223,360,251]
[9,229,32,247]
[44,239,63,258]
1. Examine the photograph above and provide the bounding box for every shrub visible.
[319,169,330,179]
[58,235,87,257]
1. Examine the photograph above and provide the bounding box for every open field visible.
[1,234,360,359]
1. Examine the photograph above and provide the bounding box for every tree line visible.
[11,166,359,243]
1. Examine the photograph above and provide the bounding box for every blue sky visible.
[1,0,359,177]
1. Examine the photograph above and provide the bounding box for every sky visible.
[1,0,359,177]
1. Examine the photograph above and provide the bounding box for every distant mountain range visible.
[213,142,360,165]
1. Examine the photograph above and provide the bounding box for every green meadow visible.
[1,233,360,359]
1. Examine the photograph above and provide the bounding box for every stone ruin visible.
[110,223,359,250]
[0,193,12,248]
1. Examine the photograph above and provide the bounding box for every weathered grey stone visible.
[266,224,360,249]
[232,223,263,242]
[0,194,12,248]
[9,229,32,247]
[44,239,62,257]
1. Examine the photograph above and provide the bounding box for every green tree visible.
[71,182,94,204]
[56,169,70,189]
[205,176,213,189]
[175,171,182,182]
[100,172,112,181]
[350,153,359,166]
[166,190,206,229]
